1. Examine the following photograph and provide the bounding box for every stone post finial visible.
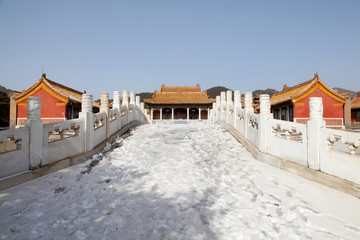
[100,92,109,111]
[234,91,241,108]
[81,93,93,113]
[227,90,233,105]
[113,91,121,109]
[244,92,253,109]
[27,96,41,120]
[309,97,323,120]
[122,90,129,106]
[130,91,136,105]
[260,94,271,114]
[136,96,140,107]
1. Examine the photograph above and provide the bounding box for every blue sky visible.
[0,0,359,99]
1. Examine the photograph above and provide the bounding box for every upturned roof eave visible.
[14,76,70,104]
[271,75,346,106]
[270,79,316,106]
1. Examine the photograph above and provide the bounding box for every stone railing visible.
[42,118,85,166]
[267,119,307,166]
[93,112,107,147]
[0,91,148,179]
[211,91,360,185]
[319,128,360,183]
[0,127,29,178]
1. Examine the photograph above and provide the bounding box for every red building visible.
[12,73,99,127]
[351,91,360,127]
[271,74,346,126]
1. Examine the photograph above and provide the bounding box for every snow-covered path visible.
[1,124,360,240]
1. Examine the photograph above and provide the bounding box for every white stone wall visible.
[234,107,245,136]
[215,91,360,185]
[109,108,120,136]
[246,112,260,148]
[320,128,360,183]
[0,91,149,179]
[93,112,107,147]
[267,119,307,166]
[0,127,29,178]
[120,106,128,128]
[42,118,85,165]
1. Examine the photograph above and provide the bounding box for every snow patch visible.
[0,124,359,239]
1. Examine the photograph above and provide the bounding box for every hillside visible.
[136,92,154,102]
[206,86,276,98]
[334,87,357,99]
[0,85,13,94]
[0,92,9,127]
[206,86,231,99]
[253,88,276,97]
[138,86,275,102]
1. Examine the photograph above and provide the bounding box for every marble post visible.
[226,90,233,123]
[79,93,94,152]
[234,91,241,128]
[216,96,221,122]
[122,90,129,124]
[307,97,326,170]
[113,91,121,129]
[100,92,110,137]
[25,96,43,169]
[259,94,272,153]
[221,92,226,121]
[244,92,253,138]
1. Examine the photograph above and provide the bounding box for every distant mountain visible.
[0,91,9,127]
[206,86,231,99]
[136,92,154,102]
[0,85,13,94]
[334,87,357,99]
[136,86,276,103]
[252,88,276,97]
[206,86,276,98]
[0,85,11,128]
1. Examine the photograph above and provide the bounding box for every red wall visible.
[17,88,66,125]
[294,88,344,125]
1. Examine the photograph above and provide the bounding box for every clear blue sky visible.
[0,0,359,99]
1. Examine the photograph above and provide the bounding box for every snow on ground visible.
[1,124,360,240]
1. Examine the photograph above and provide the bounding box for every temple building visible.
[351,91,360,127]
[270,74,347,126]
[144,84,215,121]
[11,73,99,127]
